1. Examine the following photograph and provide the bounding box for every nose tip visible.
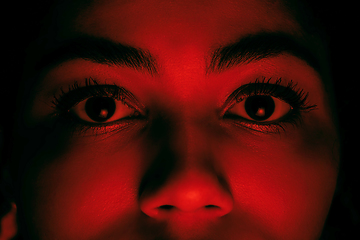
[139,172,233,219]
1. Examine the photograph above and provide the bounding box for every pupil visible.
[245,95,275,121]
[85,97,116,122]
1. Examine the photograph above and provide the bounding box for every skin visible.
[8,0,339,239]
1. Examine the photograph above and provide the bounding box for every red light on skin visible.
[139,169,233,220]
[13,0,339,239]
[0,203,17,240]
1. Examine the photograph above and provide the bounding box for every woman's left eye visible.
[227,95,292,122]
[71,96,138,123]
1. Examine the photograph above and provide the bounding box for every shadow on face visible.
[5,0,340,239]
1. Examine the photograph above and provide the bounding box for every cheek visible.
[22,137,146,240]
[218,125,338,239]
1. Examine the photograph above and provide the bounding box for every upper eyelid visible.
[220,77,316,116]
[229,78,307,103]
[219,79,276,116]
[52,79,147,115]
[53,85,121,110]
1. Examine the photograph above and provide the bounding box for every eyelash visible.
[52,78,145,136]
[222,77,317,133]
[52,77,316,136]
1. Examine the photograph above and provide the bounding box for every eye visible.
[71,96,138,123]
[227,95,292,122]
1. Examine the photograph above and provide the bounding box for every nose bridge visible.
[171,116,209,164]
[149,106,213,165]
[139,114,233,220]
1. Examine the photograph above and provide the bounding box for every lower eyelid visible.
[223,117,287,134]
[223,106,304,133]
[59,116,146,137]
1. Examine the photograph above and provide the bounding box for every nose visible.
[139,169,233,219]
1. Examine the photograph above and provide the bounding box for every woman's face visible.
[13,0,339,239]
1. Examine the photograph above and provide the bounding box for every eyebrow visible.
[207,32,321,73]
[37,33,320,77]
[37,36,159,75]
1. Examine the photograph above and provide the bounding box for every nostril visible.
[204,205,219,209]
[159,205,175,210]
[158,205,220,211]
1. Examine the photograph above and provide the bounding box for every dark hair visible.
[310,1,360,239]
[306,1,360,239]
[1,1,358,239]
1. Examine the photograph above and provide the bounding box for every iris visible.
[244,95,275,121]
[85,97,116,122]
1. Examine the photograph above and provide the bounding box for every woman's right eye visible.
[70,96,139,123]
[52,79,147,134]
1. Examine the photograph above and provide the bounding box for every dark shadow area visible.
[138,114,178,199]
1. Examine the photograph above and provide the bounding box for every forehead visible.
[52,0,302,49]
